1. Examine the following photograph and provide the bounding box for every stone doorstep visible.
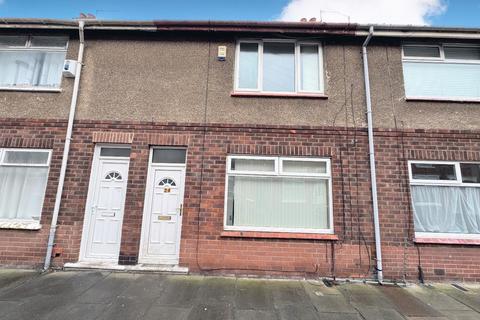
[63,262,189,274]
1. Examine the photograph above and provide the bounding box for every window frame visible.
[0,148,52,226]
[0,35,68,91]
[408,160,480,240]
[234,39,325,95]
[224,155,334,234]
[402,43,480,101]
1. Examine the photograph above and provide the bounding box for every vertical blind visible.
[226,157,331,231]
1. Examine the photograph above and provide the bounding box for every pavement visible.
[1,270,480,319]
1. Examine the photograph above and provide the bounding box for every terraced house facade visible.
[1,19,480,282]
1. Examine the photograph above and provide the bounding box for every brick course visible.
[1,118,480,281]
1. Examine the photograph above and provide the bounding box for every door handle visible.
[91,205,96,214]
[179,204,183,216]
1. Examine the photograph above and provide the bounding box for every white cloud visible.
[278,0,447,25]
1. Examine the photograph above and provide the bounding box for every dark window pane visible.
[238,43,259,89]
[30,36,68,48]
[444,46,480,60]
[152,148,186,164]
[461,163,480,183]
[100,147,131,157]
[403,46,440,58]
[0,36,28,47]
[411,163,456,181]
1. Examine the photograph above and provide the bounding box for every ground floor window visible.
[0,149,51,222]
[409,161,480,237]
[224,156,332,233]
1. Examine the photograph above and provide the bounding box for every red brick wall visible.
[1,118,480,282]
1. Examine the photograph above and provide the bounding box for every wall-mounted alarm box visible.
[217,46,227,61]
[62,60,77,78]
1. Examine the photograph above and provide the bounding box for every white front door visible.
[80,146,130,262]
[140,165,186,264]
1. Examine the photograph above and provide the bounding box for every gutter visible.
[362,26,384,284]
[43,20,85,270]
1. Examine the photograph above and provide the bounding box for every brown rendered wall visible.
[2,34,480,130]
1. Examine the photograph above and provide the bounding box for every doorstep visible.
[63,261,189,274]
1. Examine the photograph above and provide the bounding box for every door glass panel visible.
[152,148,186,164]
[411,163,456,181]
[100,147,131,157]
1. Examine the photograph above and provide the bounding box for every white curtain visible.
[0,166,49,220]
[227,176,329,229]
[0,51,65,87]
[412,185,480,234]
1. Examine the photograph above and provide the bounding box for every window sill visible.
[405,96,480,103]
[220,230,338,240]
[0,220,41,230]
[0,87,62,93]
[231,91,328,99]
[413,236,480,245]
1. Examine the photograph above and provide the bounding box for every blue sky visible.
[0,0,479,27]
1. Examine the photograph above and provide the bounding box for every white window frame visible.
[0,148,52,228]
[402,43,480,101]
[234,39,325,94]
[224,155,334,234]
[408,160,480,239]
[0,35,68,91]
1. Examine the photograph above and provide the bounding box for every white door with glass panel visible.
[139,148,186,264]
[80,146,131,262]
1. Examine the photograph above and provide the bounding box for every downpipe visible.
[43,20,85,270]
[362,26,384,284]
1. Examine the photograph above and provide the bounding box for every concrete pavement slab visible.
[355,306,406,320]
[378,285,443,317]
[315,312,364,320]
[0,269,39,291]
[154,275,204,308]
[276,304,320,320]
[233,309,278,320]
[76,272,135,304]
[187,304,234,320]
[303,282,358,314]
[144,305,191,320]
[436,284,480,313]
[196,276,236,306]
[405,284,472,312]
[234,279,275,311]
[440,310,480,320]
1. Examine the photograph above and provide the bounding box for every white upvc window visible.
[0,35,68,90]
[0,149,52,225]
[402,43,480,101]
[234,40,324,94]
[408,160,480,239]
[224,156,333,233]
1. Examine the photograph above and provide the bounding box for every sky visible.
[0,0,479,27]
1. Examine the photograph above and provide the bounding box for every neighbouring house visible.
[1,19,480,282]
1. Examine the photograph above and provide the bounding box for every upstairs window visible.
[409,161,480,237]
[0,35,68,89]
[402,44,480,100]
[235,40,324,94]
